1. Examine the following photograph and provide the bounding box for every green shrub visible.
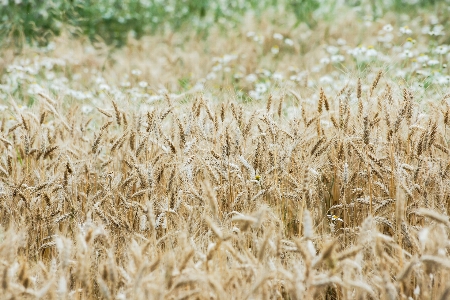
[0,0,76,48]
[1,0,448,50]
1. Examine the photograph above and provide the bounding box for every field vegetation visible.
[1,0,450,299]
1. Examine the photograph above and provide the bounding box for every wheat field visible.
[1,7,450,300]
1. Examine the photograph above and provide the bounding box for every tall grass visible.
[1,71,450,298]
[1,4,450,299]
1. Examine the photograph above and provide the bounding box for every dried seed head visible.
[122,111,128,129]
[220,103,225,122]
[21,115,29,132]
[100,121,113,132]
[164,135,176,154]
[278,94,284,118]
[92,132,103,154]
[2,267,8,290]
[129,131,136,151]
[24,135,29,155]
[18,261,28,287]
[164,93,172,107]
[176,118,186,147]
[112,100,121,126]
[40,111,47,125]
[357,78,362,100]
[428,122,437,149]
[318,88,324,114]
[111,131,129,153]
[139,214,147,231]
[303,209,313,239]
[363,116,369,145]
[370,71,382,97]
[357,78,363,117]
[97,107,112,118]
[266,94,272,113]
[85,228,93,244]
[444,108,449,126]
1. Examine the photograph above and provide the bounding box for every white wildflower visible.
[206,72,217,80]
[272,73,283,80]
[428,59,440,66]
[271,45,279,55]
[435,45,449,55]
[99,83,110,91]
[366,48,378,57]
[284,38,294,46]
[245,74,257,82]
[337,38,346,45]
[249,90,262,100]
[81,105,93,114]
[212,64,222,72]
[383,24,393,32]
[400,26,412,35]
[331,55,345,63]
[255,83,267,94]
[131,69,142,76]
[138,81,148,88]
[273,33,283,40]
[326,45,339,55]
[417,54,429,63]
[320,57,330,64]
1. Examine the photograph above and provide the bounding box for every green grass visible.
[2,0,449,50]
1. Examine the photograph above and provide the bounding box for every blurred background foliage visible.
[0,0,449,49]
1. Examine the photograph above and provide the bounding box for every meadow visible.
[1,0,450,299]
